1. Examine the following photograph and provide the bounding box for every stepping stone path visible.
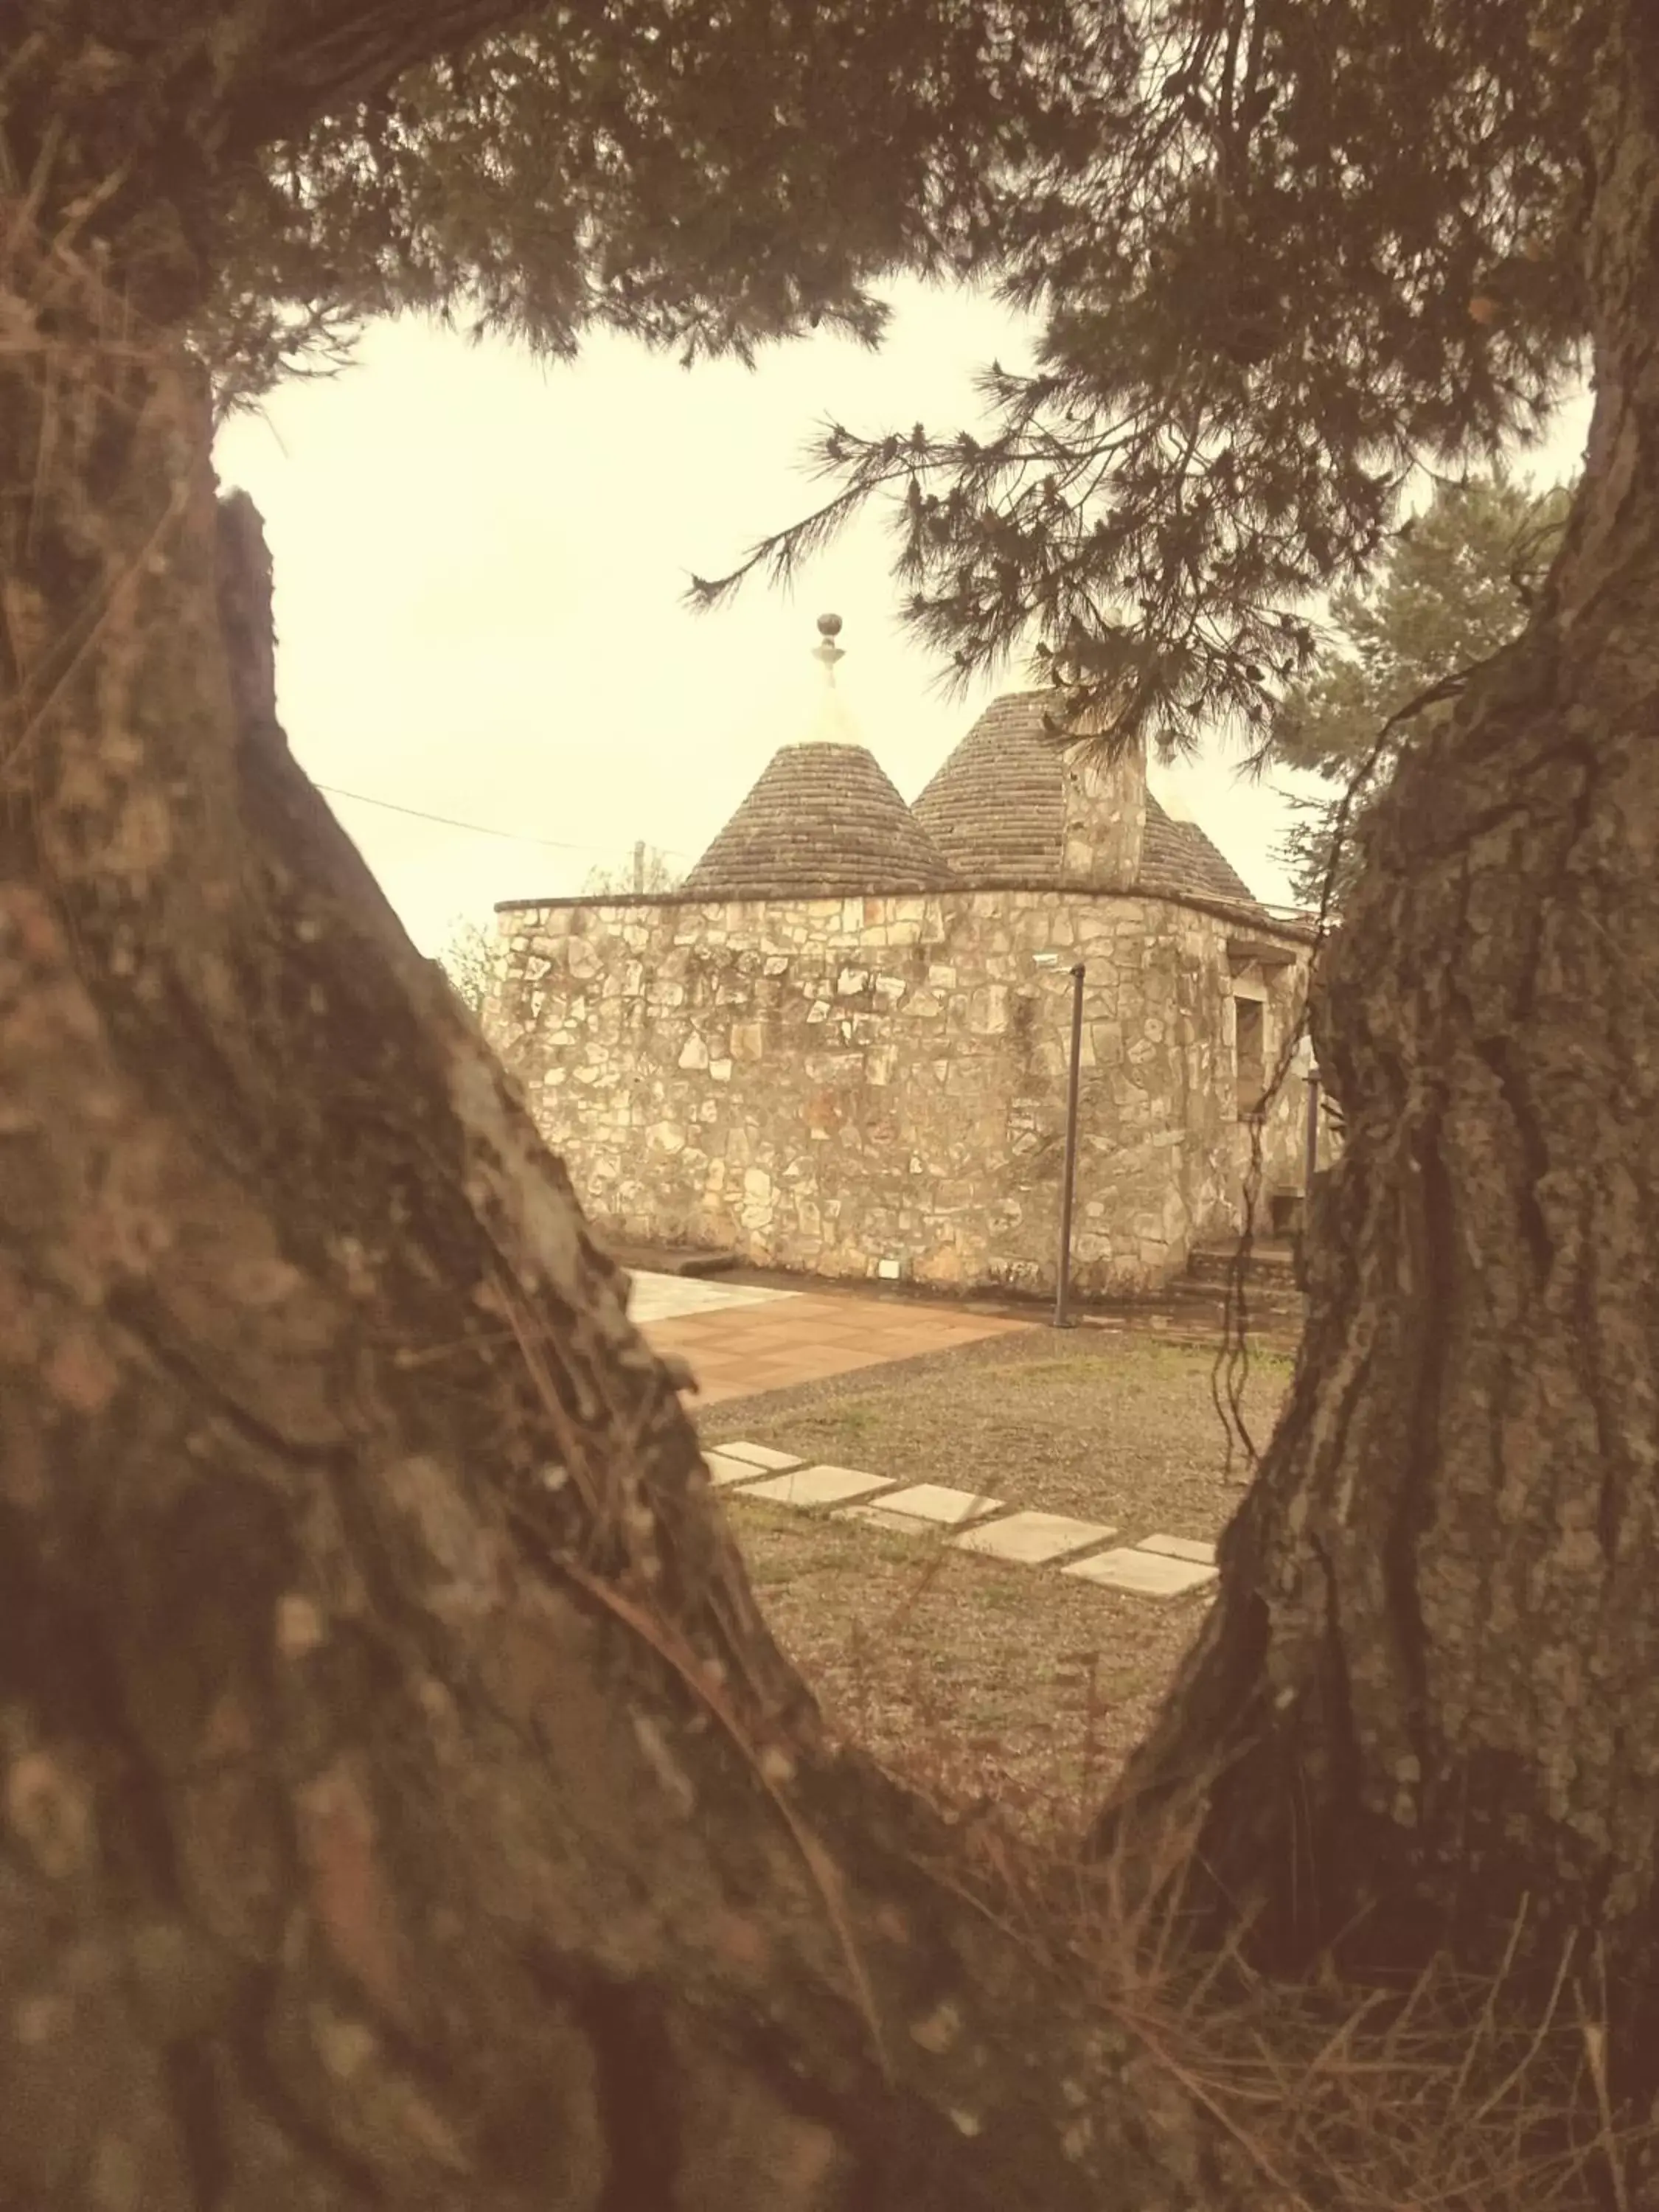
[705,1449,788,1486]
[953,1510,1119,1565]
[714,1441,805,1473]
[1136,1533,1217,1565]
[838,1482,1003,1532]
[739,1463,894,1509]
[714,1444,1219,1599]
[1062,1548,1217,1597]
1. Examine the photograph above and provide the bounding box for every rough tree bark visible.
[0,195,1255,2212]
[1101,0,1659,2110]
[0,14,1253,2208]
[5,0,1659,2202]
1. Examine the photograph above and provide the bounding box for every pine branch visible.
[226,0,550,151]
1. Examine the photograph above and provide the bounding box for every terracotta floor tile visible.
[641,1287,1034,1402]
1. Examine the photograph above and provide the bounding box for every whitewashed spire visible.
[790,611,860,747]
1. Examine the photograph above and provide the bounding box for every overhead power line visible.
[315,783,693,860]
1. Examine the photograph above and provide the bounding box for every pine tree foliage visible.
[693,0,1595,755]
[1272,471,1573,908]
[24,0,1594,755]
[198,0,1111,411]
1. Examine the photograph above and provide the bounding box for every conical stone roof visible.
[684,742,954,898]
[911,690,1071,879]
[913,689,1262,909]
[684,614,954,899]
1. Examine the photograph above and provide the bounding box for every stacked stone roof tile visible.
[1138,793,1260,908]
[686,682,1266,914]
[914,688,1262,911]
[911,690,1069,879]
[682,742,954,899]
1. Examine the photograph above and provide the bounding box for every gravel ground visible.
[696,1322,1293,1839]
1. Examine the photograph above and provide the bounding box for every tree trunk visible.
[0,195,1251,2211]
[1100,0,1659,2114]
[10,0,1659,2202]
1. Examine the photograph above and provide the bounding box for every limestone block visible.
[729,1022,765,1061]
[711,1058,733,1082]
[874,975,906,1003]
[967,985,1010,1037]
[837,967,869,996]
[678,1034,710,1071]
[763,955,790,976]
[807,1000,830,1023]
[906,992,943,1020]
[928,964,957,988]
[919,1247,964,1284]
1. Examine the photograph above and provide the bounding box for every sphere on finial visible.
[812,611,846,684]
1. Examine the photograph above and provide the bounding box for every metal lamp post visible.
[1034,953,1087,1328]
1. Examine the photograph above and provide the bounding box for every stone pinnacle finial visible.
[813,611,845,684]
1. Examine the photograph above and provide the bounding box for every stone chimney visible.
[1059,730,1147,890]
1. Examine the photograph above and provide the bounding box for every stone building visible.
[485,619,1317,1297]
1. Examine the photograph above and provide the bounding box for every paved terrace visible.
[628,1270,1031,1404]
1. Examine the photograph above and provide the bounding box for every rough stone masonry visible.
[484,659,1315,1296]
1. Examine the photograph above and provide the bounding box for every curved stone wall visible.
[485,886,1311,1295]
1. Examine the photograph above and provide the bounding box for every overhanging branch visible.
[220,0,551,150]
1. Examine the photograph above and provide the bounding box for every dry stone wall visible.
[487,888,1311,1295]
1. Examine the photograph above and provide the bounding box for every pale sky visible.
[213,280,1593,956]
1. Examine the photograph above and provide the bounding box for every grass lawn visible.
[697,1323,1293,1840]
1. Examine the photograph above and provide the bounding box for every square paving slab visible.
[1062,1547,1218,1597]
[703,1450,775,1487]
[855,1483,1004,1528]
[1136,1534,1217,1565]
[736,1464,895,1509]
[833,1503,946,1535]
[627,1271,800,1324]
[951,1510,1119,1565]
[712,1441,805,1472]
